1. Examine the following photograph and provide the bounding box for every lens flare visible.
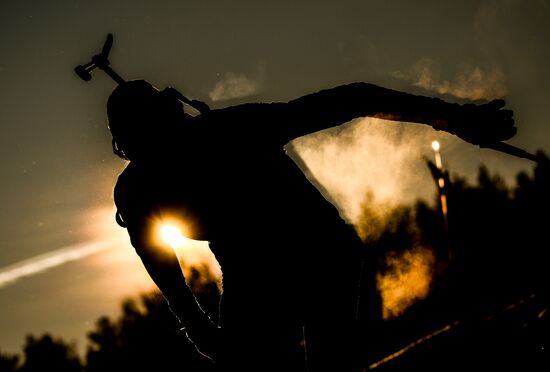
[160,224,189,249]
[153,217,222,288]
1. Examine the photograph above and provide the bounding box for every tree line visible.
[1,153,548,371]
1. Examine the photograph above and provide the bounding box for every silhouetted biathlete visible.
[106,79,515,371]
[71,33,520,371]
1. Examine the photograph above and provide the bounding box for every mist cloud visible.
[393,58,508,101]
[208,64,265,102]
[289,117,443,240]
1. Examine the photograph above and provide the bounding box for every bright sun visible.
[160,224,188,248]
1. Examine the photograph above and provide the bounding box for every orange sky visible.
[1,0,548,356]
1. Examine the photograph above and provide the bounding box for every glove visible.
[434,99,516,146]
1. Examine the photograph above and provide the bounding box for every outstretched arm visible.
[283,82,516,145]
[123,216,219,359]
[113,164,220,359]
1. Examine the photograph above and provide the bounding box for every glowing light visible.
[431,141,442,169]
[438,177,445,188]
[440,194,448,219]
[160,224,189,248]
[153,217,223,289]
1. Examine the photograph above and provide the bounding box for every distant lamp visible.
[431,140,442,169]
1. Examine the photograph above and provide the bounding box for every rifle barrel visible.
[481,142,539,163]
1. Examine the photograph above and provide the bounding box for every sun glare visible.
[153,218,223,283]
[160,224,189,248]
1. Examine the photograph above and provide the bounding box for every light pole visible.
[431,141,448,231]
[426,140,453,263]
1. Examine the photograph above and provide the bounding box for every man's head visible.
[107,80,186,160]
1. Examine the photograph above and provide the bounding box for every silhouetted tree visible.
[18,334,81,372]
[86,280,218,371]
[355,153,549,369]
[0,349,19,372]
[511,151,550,297]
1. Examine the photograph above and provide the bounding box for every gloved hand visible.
[160,87,210,114]
[434,99,516,146]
